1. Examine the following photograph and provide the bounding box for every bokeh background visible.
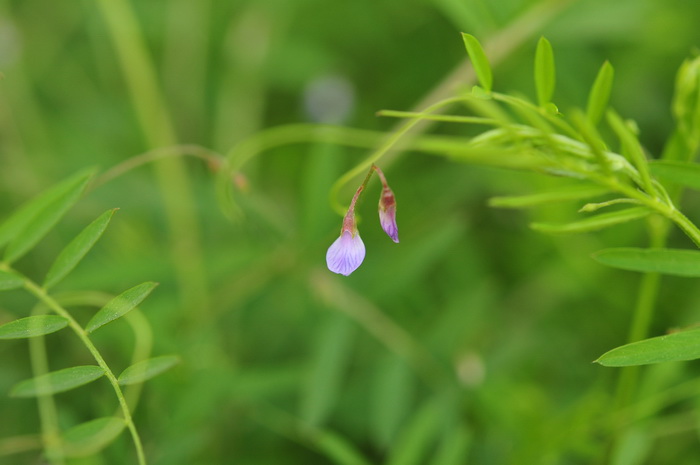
[2,0,700,463]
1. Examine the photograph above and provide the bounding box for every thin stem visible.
[21,279,147,465]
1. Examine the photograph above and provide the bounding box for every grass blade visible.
[461,33,492,93]
[44,209,118,289]
[0,315,69,339]
[596,328,700,366]
[86,282,158,333]
[387,398,443,465]
[530,207,650,234]
[586,61,614,125]
[4,170,93,263]
[117,355,180,386]
[534,36,555,106]
[10,365,105,397]
[0,270,24,291]
[62,417,126,458]
[593,248,700,277]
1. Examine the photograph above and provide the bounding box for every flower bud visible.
[378,186,399,243]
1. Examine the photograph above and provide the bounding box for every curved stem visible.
[21,278,147,465]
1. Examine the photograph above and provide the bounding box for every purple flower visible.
[326,228,366,276]
[378,186,399,243]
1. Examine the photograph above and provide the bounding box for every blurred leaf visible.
[387,398,443,465]
[587,61,614,126]
[0,170,93,249]
[117,355,180,386]
[461,33,492,93]
[4,170,93,263]
[44,209,117,289]
[433,425,471,465]
[671,56,700,153]
[611,426,652,465]
[596,328,700,366]
[0,315,69,339]
[311,429,371,465]
[607,110,654,193]
[649,160,700,190]
[534,36,555,106]
[11,366,105,397]
[62,417,126,458]
[300,313,354,427]
[0,270,24,291]
[489,185,608,208]
[530,207,650,234]
[592,248,700,277]
[86,282,158,333]
[371,355,413,448]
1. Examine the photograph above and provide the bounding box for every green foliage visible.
[86,282,158,333]
[534,36,556,107]
[10,366,105,397]
[0,315,68,339]
[62,417,127,458]
[596,329,700,366]
[117,355,180,386]
[586,61,615,126]
[593,248,700,277]
[461,33,492,93]
[530,207,650,234]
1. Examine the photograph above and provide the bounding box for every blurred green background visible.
[2,0,700,464]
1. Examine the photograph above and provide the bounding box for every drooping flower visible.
[326,212,365,276]
[378,185,399,243]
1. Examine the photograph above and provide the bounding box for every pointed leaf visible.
[10,365,105,397]
[461,33,492,93]
[0,315,69,339]
[607,110,654,194]
[62,417,126,458]
[489,186,608,209]
[0,270,24,291]
[0,170,93,249]
[530,207,650,234]
[649,160,700,190]
[534,37,555,106]
[593,248,700,277]
[596,328,700,366]
[117,355,180,386]
[44,209,117,289]
[4,171,93,263]
[86,282,158,333]
[587,61,614,125]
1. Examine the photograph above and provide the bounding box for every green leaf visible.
[586,61,614,125]
[43,209,117,289]
[0,315,69,339]
[387,398,444,465]
[433,425,471,465]
[596,328,700,366]
[0,270,24,291]
[371,356,413,448]
[530,207,650,235]
[592,248,700,277]
[607,110,654,194]
[3,170,93,263]
[461,33,492,93]
[312,429,372,465]
[62,417,126,458]
[117,355,180,386]
[0,170,93,249]
[649,160,700,190]
[489,186,608,209]
[534,36,555,106]
[86,281,158,333]
[10,365,105,397]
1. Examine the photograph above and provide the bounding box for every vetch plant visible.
[326,164,399,275]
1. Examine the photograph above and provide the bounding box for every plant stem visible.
[21,279,147,465]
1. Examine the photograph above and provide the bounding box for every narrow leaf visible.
[10,365,105,397]
[62,417,126,458]
[86,281,158,333]
[587,61,614,125]
[117,355,180,386]
[607,110,654,195]
[530,207,650,234]
[0,315,69,339]
[0,170,93,249]
[461,33,492,93]
[596,328,700,366]
[0,270,24,291]
[312,430,372,465]
[534,36,555,106]
[593,248,700,277]
[489,186,608,209]
[371,356,413,448]
[387,398,444,465]
[44,209,117,289]
[649,160,700,190]
[4,171,93,263]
